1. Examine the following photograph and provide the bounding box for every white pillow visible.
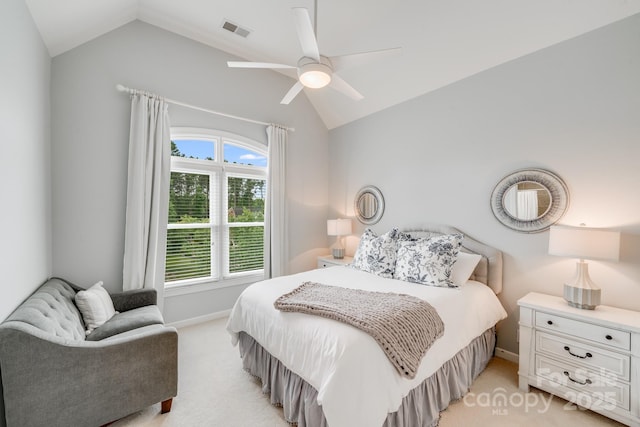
[394,234,462,287]
[74,281,117,334]
[450,252,483,286]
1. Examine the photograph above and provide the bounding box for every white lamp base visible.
[564,284,600,310]
[563,261,601,310]
[331,236,345,259]
[332,247,345,259]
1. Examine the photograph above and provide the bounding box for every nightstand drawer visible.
[535,331,630,380]
[317,255,353,269]
[535,355,630,411]
[536,312,631,351]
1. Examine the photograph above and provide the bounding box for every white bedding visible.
[226,266,507,427]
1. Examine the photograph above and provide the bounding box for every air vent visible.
[222,20,251,38]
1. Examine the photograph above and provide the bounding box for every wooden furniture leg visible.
[161,398,173,414]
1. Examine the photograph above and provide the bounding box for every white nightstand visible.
[317,255,353,268]
[518,292,640,426]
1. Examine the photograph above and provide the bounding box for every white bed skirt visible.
[238,327,496,427]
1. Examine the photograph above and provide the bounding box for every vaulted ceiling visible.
[24,0,640,129]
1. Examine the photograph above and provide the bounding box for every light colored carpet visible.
[112,317,623,426]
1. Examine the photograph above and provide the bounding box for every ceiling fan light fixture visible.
[298,62,332,88]
[227,5,397,104]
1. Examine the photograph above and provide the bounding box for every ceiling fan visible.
[227,4,401,105]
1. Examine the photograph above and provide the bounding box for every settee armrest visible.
[0,323,177,426]
[110,288,157,312]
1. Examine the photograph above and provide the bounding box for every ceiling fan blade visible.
[329,47,402,72]
[227,61,295,69]
[292,8,320,62]
[280,81,305,105]
[329,74,364,101]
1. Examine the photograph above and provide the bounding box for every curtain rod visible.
[116,84,294,132]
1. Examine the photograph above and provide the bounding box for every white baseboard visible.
[495,347,519,364]
[167,309,231,329]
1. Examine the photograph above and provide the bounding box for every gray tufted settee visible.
[0,277,178,427]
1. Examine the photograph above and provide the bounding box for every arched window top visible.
[170,127,266,168]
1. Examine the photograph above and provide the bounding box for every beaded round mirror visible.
[490,169,569,233]
[354,186,385,225]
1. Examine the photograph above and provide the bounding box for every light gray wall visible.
[51,20,328,323]
[329,14,640,355]
[0,0,52,322]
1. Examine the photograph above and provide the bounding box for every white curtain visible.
[517,190,539,220]
[504,187,538,220]
[122,92,171,308]
[264,124,288,278]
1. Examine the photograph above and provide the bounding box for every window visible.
[165,128,267,288]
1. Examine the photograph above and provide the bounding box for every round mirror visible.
[355,186,385,225]
[491,169,568,233]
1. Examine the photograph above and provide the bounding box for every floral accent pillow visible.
[394,233,463,287]
[351,228,401,278]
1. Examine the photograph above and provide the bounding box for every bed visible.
[226,225,507,427]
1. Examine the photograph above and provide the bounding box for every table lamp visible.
[327,219,352,259]
[548,225,620,310]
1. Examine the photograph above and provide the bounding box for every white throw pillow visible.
[450,252,483,286]
[394,234,463,287]
[75,281,117,334]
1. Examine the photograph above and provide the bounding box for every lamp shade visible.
[548,225,620,261]
[327,219,352,236]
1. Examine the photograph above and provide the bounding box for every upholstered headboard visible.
[402,225,503,294]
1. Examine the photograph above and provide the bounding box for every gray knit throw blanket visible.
[274,281,445,379]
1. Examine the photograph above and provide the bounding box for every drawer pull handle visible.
[563,346,592,359]
[563,371,592,386]
[547,320,553,325]
[605,335,613,340]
